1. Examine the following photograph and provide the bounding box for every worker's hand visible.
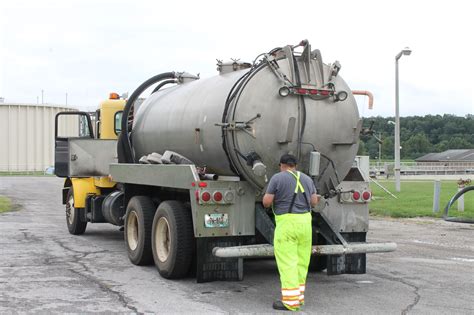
[262,193,274,208]
[310,193,320,207]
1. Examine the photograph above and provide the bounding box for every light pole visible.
[395,47,411,192]
[378,132,382,160]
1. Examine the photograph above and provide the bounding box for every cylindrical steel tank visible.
[132,48,361,195]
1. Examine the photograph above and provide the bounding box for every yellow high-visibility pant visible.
[274,212,312,311]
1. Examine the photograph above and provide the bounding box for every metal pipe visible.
[352,90,374,109]
[213,242,397,258]
[201,173,218,180]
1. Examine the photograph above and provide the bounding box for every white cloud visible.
[0,0,472,117]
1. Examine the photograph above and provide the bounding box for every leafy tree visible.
[448,137,471,149]
[357,140,367,155]
[381,136,394,159]
[359,115,474,160]
[402,133,432,159]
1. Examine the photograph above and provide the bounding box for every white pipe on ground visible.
[213,242,397,258]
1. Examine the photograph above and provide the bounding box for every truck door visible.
[54,111,94,177]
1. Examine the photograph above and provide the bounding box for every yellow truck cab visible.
[54,93,125,234]
[97,93,124,140]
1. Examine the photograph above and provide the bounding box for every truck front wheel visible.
[66,188,87,235]
[152,200,194,279]
[124,196,156,265]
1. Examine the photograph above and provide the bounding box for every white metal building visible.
[0,102,78,172]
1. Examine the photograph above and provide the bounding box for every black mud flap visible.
[327,232,367,275]
[327,254,366,275]
[196,237,243,283]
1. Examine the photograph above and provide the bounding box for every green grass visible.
[369,180,474,219]
[0,171,53,176]
[0,196,12,213]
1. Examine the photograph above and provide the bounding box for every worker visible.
[262,153,319,311]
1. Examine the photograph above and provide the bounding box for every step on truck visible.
[54,40,396,282]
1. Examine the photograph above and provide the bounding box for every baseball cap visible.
[279,153,298,165]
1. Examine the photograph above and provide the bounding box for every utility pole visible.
[378,132,382,161]
[394,47,411,192]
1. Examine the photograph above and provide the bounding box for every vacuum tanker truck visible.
[54,40,396,282]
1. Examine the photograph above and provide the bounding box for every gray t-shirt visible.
[266,170,317,215]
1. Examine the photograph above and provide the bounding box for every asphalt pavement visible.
[0,177,473,314]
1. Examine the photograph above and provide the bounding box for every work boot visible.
[272,300,291,311]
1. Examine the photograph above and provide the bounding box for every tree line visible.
[358,114,474,160]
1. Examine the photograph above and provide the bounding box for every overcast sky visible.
[0,0,473,117]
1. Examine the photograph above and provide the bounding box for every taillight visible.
[296,88,307,94]
[352,191,361,201]
[201,192,211,202]
[320,90,330,96]
[213,191,223,202]
[362,191,371,201]
[198,182,208,188]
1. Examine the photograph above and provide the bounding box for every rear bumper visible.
[213,242,397,258]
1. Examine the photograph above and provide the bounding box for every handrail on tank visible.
[352,90,374,109]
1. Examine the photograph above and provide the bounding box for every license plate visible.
[204,213,229,228]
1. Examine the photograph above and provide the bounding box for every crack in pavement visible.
[52,238,118,257]
[371,272,421,314]
[68,266,139,314]
[49,238,140,313]
[21,231,42,243]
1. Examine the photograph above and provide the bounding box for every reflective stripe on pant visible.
[274,212,312,311]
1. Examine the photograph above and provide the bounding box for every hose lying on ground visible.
[443,185,474,224]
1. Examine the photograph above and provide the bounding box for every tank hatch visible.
[217,59,251,74]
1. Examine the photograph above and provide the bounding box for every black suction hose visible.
[120,72,176,163]
[152,79,177,94]
[443,185,474,223]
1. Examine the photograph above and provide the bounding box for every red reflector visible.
[213,191,223,202]
[191,182,196,187]
[352,191,361,201]
[320,90,330,96]
[198,182,207,188]
[201,192,211,202]
[362,191,371,201]
[296,88,307,94]
[309,89,319,95]
[195,190,199,201]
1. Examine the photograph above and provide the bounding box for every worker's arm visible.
[310,193,320,207]
[262,193,274,208]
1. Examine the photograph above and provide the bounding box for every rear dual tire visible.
[152,200,194,279]
[124,196,156,265]
[124,197,195,277]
